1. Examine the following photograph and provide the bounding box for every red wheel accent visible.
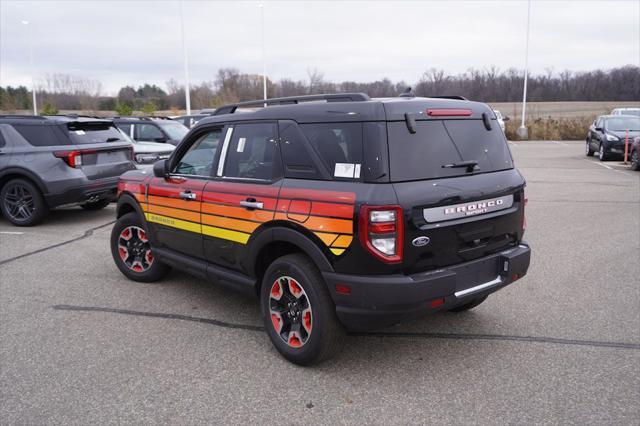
[131,261,143,272]
[302,308,312,334]
[289,278,302,298]
[138,229,148,242]
[271,280,283,300]
[288,332,302,348]
[118,247,128,261]
[271,312,283,333]
[120,228,132,240]
[145,250,153,264]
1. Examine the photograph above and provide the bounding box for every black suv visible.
[0,115,135,226]
[110,93,531,365]
[113,117,189,146]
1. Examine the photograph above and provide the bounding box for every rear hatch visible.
[387,112,525,274]
[64,121,135,179]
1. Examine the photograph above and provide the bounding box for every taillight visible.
[359,205,404,263]
[53,149,95,168]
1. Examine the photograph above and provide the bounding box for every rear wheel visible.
[81,198,111,211]
[110,212,170,282]
[585,139,594,156]
[260,253,345,365]
[631,150,639,171]
[0,178,48,226]
[449,295,488,312]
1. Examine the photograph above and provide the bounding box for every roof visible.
[0,115,112,124]
[196,95,493,127]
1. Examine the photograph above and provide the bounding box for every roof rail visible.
[213,93,371,116]
[428,95,468,101]
[0,114,47,119]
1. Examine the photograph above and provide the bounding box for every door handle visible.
[179,190,197,200]
[240,199,264,210]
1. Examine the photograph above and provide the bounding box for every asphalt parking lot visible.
[1,140,639,425]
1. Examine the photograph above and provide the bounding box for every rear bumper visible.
[44,176,119,208]
[323,242,531,331]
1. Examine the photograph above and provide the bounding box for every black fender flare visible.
[0,167,48,195]
[245,225,334,277]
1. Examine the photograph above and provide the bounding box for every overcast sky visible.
[1,0,639,95]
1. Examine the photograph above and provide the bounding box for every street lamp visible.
[517,0,532,139]
[179,0,191,115]
[21,20,37,115]
[259,2,267,103]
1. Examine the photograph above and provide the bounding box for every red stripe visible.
[204,181,280,198]
[201,191,278,211]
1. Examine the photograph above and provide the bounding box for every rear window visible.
[388,119,513,182]
[67,122,128,144]
[300,123,363,180]
[12,124,66,146]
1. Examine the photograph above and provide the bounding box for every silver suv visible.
[0,115,135,226]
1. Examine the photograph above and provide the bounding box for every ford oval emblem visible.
[412,236,430,247]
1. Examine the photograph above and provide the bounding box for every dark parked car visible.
[586,115,640,161]
[172,110,217,128]
[111,93,531,365]
[113,117,188,146]
[0,115,135,226]
[630,137,640,171]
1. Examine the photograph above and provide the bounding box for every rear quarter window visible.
[387,119,513,182]
[300,122,363,180]
[11,124,67,146]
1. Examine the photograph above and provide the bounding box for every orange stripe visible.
[332,235,353,248]
[201,214,261,234]
[147,204,200,223]
[201,203,274,222]
[134,193,146,202]
[275,212,352,234]
[148,195,198,211]
[314,232,339,246]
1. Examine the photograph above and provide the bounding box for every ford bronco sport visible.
[110,93,531,365]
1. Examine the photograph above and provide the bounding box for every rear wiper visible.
[106,137,121,142]
[442,160,478,172]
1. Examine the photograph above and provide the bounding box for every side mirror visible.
[503,116,510,122]
[595,127,603,132]
[153,159,168,178]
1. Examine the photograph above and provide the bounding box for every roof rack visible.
[0,114,47,119]
[428,95,468,101]
[213,93,371,116]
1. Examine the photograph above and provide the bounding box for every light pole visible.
[21,20,37,115]
[517,0,532,139]
[179,0,191,115]
[259,2,267,103]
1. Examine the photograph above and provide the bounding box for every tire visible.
[81,198,111,211]
[631,150,640,171]
[585,139,594,156]
[598,143,609,161]
[110,212,170,282]
[260,253,345,365]
[449,295,488,312]
[0,178,48,226]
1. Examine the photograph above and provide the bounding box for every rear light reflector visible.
[53,149,95,168]
[359,205,404,263]
[335,284,351,295]
[427,108,473,117]
[428,298,445,309]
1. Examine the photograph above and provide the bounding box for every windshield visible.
[67,122,128,144]
[387,119,513,182]
[158,122,188,140]
[606,116,640,131]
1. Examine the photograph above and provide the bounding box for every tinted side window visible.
[116,123,132,137]
[0,131,5,147]
[136,124,164,140]
[223,123,278,180]
[174,129,222,176]
[300,123,363,179]
[279,121,322,180]
[12,124,65,146]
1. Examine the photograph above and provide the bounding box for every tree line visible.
[1,65,638,113]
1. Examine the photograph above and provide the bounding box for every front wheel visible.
[260,253,345,365]
[110,212,170,282]
[598,143,609,161]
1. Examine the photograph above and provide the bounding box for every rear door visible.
[145,127,223,259]
[202,122,282,270]
[387,118,526,274]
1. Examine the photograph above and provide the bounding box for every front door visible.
[145,127,223,259]
[202,122,282,270]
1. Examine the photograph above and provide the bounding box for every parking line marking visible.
[554,141,569,146]
[0,231,25,235]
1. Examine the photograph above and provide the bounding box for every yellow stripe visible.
[145,213,201,234]
[202,224,250,244]
[314,232,339,246]
[330,248,345,256]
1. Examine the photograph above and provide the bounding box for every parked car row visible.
[586,113,640,171]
